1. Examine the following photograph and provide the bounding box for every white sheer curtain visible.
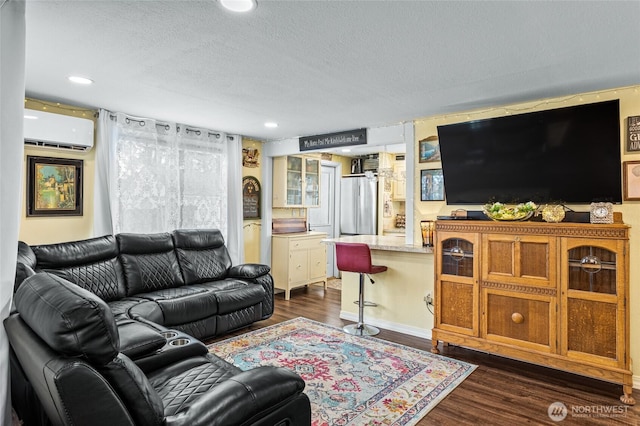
[177,126,227,235]
[0,1,26,423]
[95,111,243,263]
[112,113,180,234]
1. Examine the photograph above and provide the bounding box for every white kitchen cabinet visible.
[271,232,327,300]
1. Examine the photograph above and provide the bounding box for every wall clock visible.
[589,202,613,224]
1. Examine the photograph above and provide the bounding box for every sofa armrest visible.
[117,320,167,360]
[164,365,307,426]
[227,263,270,279]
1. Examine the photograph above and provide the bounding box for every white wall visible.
[0,1,26,423]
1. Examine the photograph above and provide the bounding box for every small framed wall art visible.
[420,169,445,201]
[27,156,83,216]
[623,160,640,201]
[418,136,440,163]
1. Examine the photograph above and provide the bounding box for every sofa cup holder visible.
[169,338,191,347]
[160,331,179,339]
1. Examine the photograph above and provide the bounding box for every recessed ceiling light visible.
[341,148,351,153]
[220,0,256,13]
[264,122,278,128]
[68,75,93,85]
[24,115,38,120]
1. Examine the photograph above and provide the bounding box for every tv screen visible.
[437,100,622,205]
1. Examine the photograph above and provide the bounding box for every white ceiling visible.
[24,1,640,142]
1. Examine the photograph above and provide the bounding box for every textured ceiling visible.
[24,0,640,141]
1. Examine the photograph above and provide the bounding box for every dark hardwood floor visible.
[207,286,639,425]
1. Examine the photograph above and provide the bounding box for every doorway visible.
[308,161,340,278]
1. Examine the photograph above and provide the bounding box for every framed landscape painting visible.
[418,136,440,163]
[27,156,83,216]
[420,169,445,201]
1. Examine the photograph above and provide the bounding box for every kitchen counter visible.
[323,234,435,338]
[322,234,432,254]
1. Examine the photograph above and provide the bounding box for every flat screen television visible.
[437,99,622,205]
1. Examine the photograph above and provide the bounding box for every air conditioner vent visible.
[24,109,94,151]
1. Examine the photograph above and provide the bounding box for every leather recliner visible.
[5,272,312,426]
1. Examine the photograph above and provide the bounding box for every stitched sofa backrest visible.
[117,232,184,296]
[172,229,232,284]
[30,235,127,302]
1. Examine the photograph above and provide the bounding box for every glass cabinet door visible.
[567,245,617,294]
[304,158,320,207]
[435,231,479,337]
[441,237,475,277]
[286,156,303,206]
[561,238,625,367]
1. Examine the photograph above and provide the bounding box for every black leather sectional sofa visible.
[15,229,273,340]
[8,229,312,425]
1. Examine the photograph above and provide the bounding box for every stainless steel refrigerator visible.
[340,176,377,235]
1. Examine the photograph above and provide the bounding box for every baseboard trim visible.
[339,311,432,340]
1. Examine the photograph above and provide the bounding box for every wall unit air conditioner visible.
[24,109,94,151]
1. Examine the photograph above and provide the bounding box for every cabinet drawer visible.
[288,237,323,251]
[483,289,556,353]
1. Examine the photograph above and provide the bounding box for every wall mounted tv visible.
[437,99,622,205]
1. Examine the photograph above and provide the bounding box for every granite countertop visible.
[322,235,432,254]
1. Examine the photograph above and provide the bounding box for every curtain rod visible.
[108,112,233,139]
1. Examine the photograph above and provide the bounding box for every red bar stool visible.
[335,242,387,336]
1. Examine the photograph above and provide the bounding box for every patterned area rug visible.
[208,317,476,425]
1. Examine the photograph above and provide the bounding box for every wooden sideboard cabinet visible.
[432,220,634,404]
[271,232,327,300]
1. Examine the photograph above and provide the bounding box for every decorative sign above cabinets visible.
[299,128,367,152]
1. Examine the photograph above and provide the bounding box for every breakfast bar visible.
[323,235,434,338]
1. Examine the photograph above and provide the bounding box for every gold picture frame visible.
[623,160,640,201]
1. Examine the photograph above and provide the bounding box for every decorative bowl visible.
[483,202,537,221]
[483,210,534,221]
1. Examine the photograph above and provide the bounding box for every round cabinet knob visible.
[511,312,524,324]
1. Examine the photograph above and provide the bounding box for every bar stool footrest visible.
[352,300,377,307]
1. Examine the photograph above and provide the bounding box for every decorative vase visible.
[541,204,565,223]
[420,220,435,247]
